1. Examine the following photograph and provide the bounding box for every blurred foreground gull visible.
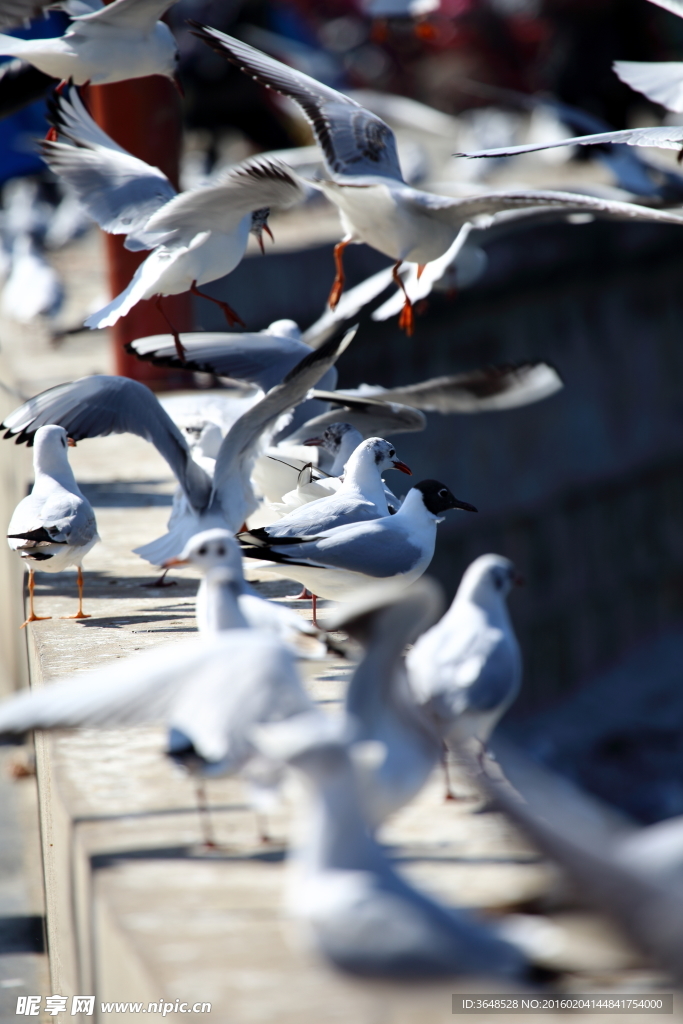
[193,25,683,334]
[2,329,355,565]
[239,481,477,620]
[41,89,306,355]
[0,0,180,86]
[259,437,411,538]
[252,715,529,978]
[7,425,98,627]
[407,556,522,765]
[475,740,683,985]
[161,529,328,654]
[334,579,444,827]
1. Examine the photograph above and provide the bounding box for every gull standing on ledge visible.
[192,24,683,335]
[41,88,306,357]
[7,425,98,627]
[0,0,181,87]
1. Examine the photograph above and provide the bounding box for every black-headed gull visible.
[239,481,477,618]
[191,24,683,334]
[6,425,98,627]
[41,89,306,356]
[258,437,411,539]
[2,328,356,566]
[160,528,327,653]
[407,555,522,752]
[251,714,529,978]
[0,0,180,87]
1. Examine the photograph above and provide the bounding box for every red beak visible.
[67,437,77,447]
[264,223,274,243]
[161,556,188,568]
[392,459,412,475]
[303,437,325,447]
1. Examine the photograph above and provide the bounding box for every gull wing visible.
[190,23,404,184]
[41,88,176,248]
[411,188,683,230]
[0,636,231,737]
[2,375,212,513]
[455,124,683,158]
[0,0,53,27]
[72,0,176,30]
[142,156,306,243]
[129,331,313,392]
[332,364,563,414]
[475,740,683,984]
[614,60,683,114]
[292,393,426,438]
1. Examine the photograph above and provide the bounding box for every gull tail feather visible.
[84,253,160,329]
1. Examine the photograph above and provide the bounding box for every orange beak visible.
[392,460,412,475]
[161,556,188,568]
[67,437,77,447]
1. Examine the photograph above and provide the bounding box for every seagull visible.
[6,425,98,627]
[160,528,328,653]
[251,714,529,978]
[239,481,477,620]
[0,0,180,88]
[332,578,444,828]
[258,438,411,539]
[2,328,355,566]
[406,555,522,798]
[41,88,306,355]
[474,739,683,985]
[191,24,683,334]
[1,233,63,322]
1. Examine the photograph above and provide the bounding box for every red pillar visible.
[84,78,194,388]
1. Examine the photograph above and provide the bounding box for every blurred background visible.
[4,0,683,826]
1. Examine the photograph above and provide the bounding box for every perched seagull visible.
[268,424,374,515]
[333,578,444,827]
[6,425,98,627]
[258,438,411,539]
[239,480,477,621]
[160,528,327,653]
[407,555,522,753]
[251,714,529,978]
[192,25,683,334]
[1,234,63,322]
[41,89,306,355]
[0,0,180,87]
[2,329,355,566]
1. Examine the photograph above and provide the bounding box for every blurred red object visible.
[83,78,193,389]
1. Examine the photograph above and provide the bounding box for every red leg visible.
[155,296,187,360]
[328,240,350,310]
[392,261,414,336]
[190,281,245,328]
[311,593,319,628]
[142,568,178,589]
[295,587,311,600]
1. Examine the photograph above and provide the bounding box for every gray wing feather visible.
[295,393,426,438]
[43,89,176,247]
[191,24,404,183]
[0,0,52,26]
[2,376,212,513]
[73,0,176,29]
[129,331,312,390]
[456,124,683,158]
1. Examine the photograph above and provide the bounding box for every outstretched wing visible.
[291,393,426,439]
[142,156,306,243]
[2,376,212,513]
[129,330,314,392]
[456,124,683,158]
[614,60,683,114]
[41,88,176,248]
[329,364,563,415]
[190,23,404,184]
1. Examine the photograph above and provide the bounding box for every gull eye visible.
[217,546,225,556]
[389,449,395,457]
[198,546,207,556]
[438,488,448,498]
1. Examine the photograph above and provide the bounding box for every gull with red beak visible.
[6,425,98,627]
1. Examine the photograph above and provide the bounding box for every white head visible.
[266,319,302,342]
[457,554,521,607]
[345,437,412,477]
[164,529,243,576]
[178,418,223,459]
[31,424,75,473]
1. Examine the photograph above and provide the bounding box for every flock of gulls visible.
[2,0,683,989]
